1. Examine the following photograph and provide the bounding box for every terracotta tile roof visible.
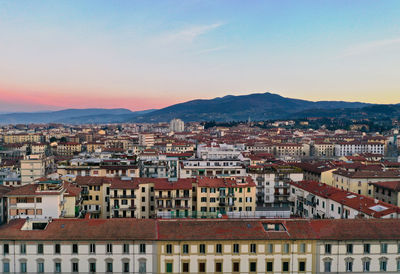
[153,179,194,190]
[333,169,400,179]
[0,218,157,241]
[64,182,82,197]
[110,178,138,190]
[290,180,400,218]
[75,176,111,186]
[5,184,64,196]
[0,185,12,198]
[370,181,400,192]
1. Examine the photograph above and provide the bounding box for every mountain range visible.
[0,92,399,124]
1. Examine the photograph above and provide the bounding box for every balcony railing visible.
[110,194,136,199]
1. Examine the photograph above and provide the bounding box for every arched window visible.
[361,257,371,272]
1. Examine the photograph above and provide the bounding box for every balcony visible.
[155,195,173,199]
[174,204,190,209]
[256,192,265,197]
[110,194,135,199]
[174,195,191,200]
[274,183,290,188]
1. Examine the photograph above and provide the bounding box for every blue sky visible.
[0,0,400,111]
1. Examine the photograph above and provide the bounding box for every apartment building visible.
[335,141,385,156]
[138,153,179,179]
[154,178,194,218]
[196,177,256,216]
[180,159,246,178]
[370,181,400,206]
[332,169,400,196]
[248,164,303,209]
[290,180,400,219]
[56,142,82,156]
[170,118,185,132]
[75,176,110,219]
[2,218,399,273]
[109,178,137,218]
[139,133,155,147]
[3,133,43,144]
[312,141,335,157]
[6,180,68,221]
[20,154,54,185]
[0,218,156,273]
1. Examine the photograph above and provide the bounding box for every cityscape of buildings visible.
[1,1,400,273]
[0,118,400,273]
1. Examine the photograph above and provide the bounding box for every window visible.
[123,244,129,254]
[3,262,10,273]
[266,261,273,272]
[89,262,96,273]
[216,244,222,254]
[250,262,257,272]
[139,260,146,273]
[166,244,172,254]
[20,243,26,254]
[299,261,306,272]
[267,244,273,253]
[55,243,61,254]
[346,260,353,272]
[282,261,289,272]
[182,262,189,272]
[397,259,400,272]
[37,243,44,254]
[364,243,370,254]
[89,243,96,254]
[55,262,61,273]
[72,244,78,254]
[183,244,189,254]
[106,243,112,254]
[140,243,146,254]
[20,262,27,273]
[215,262,222,272]
[199,244,206,254]
[233,262,240,272]
[106,262,113,273]
[325,244,331,254]
[300,243,306,253]
[363,259,370,272]
[123,262,130,273]
[380,259,387,271]
[346,244,353,254]
[381,243,388,253]
[324,261,331,272]
[166,262,173,273]
[283,243,289,253]
[233,243,239,253]
[37,262,44,273]
[72,262,79,272]
[199,262,206,272]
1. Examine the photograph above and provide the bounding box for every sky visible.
[0,0,400,112]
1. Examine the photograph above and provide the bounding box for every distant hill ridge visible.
[1,92,399,124]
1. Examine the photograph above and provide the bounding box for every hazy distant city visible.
[1,1,400,273]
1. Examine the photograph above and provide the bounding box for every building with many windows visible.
[1,218,400,273]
